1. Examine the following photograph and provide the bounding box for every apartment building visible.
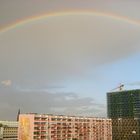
[0,121,18,140]
[18,113,112,140]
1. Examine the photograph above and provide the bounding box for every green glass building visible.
[107,89,140,140]
[107,89,140,119]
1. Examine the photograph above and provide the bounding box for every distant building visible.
[18,113,112,140]
[107,89,140,139]
[0,121,18,140]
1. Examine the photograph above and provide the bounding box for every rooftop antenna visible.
[17,109,20,121]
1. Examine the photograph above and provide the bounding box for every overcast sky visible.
[0,0,140,120]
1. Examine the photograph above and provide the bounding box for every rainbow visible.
[1,10,140,34]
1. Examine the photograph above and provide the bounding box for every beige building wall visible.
[0,121,18,140]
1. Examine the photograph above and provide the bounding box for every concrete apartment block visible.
[18,113,112,140]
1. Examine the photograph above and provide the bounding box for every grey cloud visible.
[1,0,140,120]
[14,85,65,92]
[0,15,140,87]
[126,81,140,86]
[1,0,140,28]
[0,88,106,120]
[1,80,12,87]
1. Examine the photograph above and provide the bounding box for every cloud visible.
[1,80,12,87]
[0,15,140,87]
[0,0,140,120]
[0,88,106,120]
[1,0,140,29]
[127,81,140,86]
[15,85,65,92]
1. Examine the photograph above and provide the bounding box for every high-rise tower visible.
[107,89,140,140]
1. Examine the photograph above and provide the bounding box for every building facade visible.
[18,113,112,140]
[0,121,18,140]
[111,118,140,139]
[107,89,140,140]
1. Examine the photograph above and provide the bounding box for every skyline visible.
[0,0,140,120]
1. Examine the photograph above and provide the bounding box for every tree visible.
[0,124,3,127]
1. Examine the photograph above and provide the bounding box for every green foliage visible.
[0,123,3,127]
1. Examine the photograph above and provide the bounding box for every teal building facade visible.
[107,89,140,140]
[107,89,140,119]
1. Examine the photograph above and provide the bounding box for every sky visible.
[0,0,140,120]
